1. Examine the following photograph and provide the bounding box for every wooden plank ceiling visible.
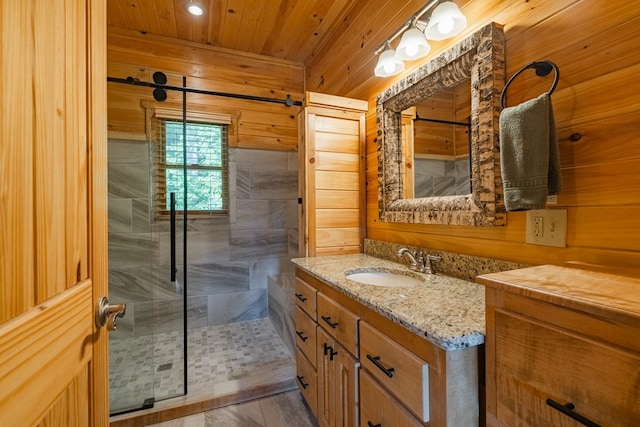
[107,0,361,64]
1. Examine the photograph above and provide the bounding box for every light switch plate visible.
[525,209,567,247]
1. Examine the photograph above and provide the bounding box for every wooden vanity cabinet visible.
[479,265,640,427]
[295,274,360,426]
[295,268,481,427]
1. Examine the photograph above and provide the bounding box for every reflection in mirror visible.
[377,22,506,226]
[401,77,471,199]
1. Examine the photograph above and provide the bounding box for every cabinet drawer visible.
[295,278,317,320]
[360,321,429,422]
[296,347,318,417]
[360,370,423,427]
[494,309,640,426]
[317,293,359,357]
[295,306,317,367]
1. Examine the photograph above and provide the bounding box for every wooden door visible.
[0,1,108,426]
[299,92,367,257]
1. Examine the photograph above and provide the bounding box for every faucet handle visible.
[425,254,442,274]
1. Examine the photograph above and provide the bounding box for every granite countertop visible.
[292,253,486,351]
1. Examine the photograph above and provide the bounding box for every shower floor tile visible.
[109,318,294,414]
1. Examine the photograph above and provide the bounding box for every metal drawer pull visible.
[367,422,381,427]
[295,330,308,341]
[294,293,307,302]
[296,375,309,389]
[367,354,395,378]
[321,315,338,329]
[546,399,601,427]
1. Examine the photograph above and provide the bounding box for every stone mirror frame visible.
[377,22,506,226]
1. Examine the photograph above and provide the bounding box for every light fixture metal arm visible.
[373,0,439,55]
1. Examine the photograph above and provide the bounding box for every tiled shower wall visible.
[107,138,299,339]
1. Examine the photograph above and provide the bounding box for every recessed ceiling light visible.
[186,1,205,16]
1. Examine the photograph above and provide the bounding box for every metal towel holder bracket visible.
[500,60,559,108]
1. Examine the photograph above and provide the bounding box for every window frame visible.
[155,117,230,218]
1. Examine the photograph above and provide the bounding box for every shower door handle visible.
[170,192,177,282]
[96,296,126,331]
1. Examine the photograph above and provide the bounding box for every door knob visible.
[96,296,126,331]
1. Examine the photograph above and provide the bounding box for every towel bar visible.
[500,60,559,108]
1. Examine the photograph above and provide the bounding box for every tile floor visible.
[109,318,294,413]
[143,390,318,427]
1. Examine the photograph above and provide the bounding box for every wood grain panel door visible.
[0,1,108,426]
[299,92,368,257]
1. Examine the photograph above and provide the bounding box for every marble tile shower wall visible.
[108,138,299,338]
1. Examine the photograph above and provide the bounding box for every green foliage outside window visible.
[164,121,227,212]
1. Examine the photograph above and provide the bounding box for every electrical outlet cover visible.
[525,209,567,247]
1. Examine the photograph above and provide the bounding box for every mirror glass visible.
[377,22,506,226]
[401,77,471,199]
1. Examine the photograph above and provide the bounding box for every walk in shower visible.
[107,74,300,415]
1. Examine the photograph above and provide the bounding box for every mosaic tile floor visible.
[109,318,294,414]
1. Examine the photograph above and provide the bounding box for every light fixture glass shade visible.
[186,1,205,16]
[375,46,405,77]
[424,1,467,41]
[395,27,431,60]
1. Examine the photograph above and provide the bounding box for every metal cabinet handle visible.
[368,422,381,427]
[321,315,338,329]
[546,399,601,427]
[366,354,395,378]
[95,296,126,331]
[296,375,309,389]
[296,330,308,341]
[294,293,307,302]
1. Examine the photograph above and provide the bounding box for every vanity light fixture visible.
[374,0,467,77]
[186,1,205,16]
[395,24,431,60]
[424,1,467,40]
[374,42,405,77]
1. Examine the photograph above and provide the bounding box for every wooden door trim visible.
[88,0,109,425]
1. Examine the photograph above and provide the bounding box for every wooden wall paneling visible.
[107,28,304,152]
[557,112,640,167]
[108,29,304,90]
[347,1,640,270]
[305,0,429,96]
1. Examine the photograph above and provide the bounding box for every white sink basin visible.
[344,268,424,288]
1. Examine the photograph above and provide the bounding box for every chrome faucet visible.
[397,248,442,274]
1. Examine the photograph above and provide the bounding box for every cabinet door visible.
[333,341,359,427]
[317,327,336,427]
[317,327,360,427]
[299,92,367,257]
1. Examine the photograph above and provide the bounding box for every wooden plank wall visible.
[107,27,304,151]
[307,0,640,270]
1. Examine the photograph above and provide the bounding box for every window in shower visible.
[155,119,229,216]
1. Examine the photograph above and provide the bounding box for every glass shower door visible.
[107,98,188,414]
